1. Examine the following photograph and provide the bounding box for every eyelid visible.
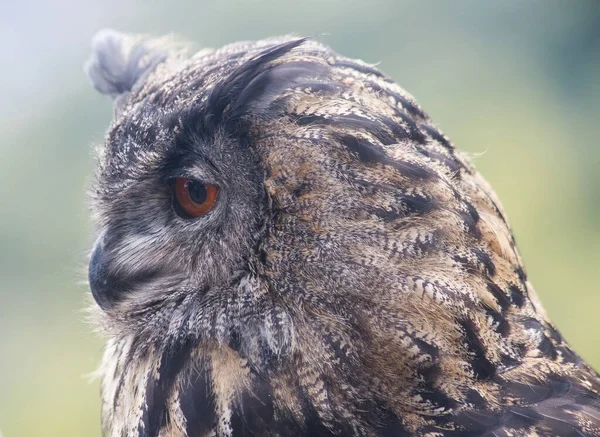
[164,170,216,186]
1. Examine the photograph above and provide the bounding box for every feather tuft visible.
[85,29,169,99]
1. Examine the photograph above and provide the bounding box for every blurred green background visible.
[1,1,599,435]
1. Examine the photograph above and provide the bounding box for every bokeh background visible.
[1,1,599,435]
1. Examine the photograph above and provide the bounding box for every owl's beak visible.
[88,230,164,310]
[88,230,127,310]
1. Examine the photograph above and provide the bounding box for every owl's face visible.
[86,31,594,437]
[88,103,266,321]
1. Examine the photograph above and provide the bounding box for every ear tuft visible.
[84,29,168,99]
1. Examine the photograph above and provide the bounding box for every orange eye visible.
[173,178,218,218]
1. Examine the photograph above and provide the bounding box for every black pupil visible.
[187,180,207,204]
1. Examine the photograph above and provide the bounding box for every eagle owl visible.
[85,30,600,437]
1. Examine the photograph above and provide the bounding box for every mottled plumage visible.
[85,30,600,437]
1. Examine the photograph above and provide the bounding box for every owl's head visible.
[86,29,446,337]
[86,30,542,437]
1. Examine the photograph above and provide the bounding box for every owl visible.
[85,29,600,437]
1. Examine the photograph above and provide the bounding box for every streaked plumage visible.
[85,30,600,437]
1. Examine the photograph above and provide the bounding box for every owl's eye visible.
[172,178,218,218]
